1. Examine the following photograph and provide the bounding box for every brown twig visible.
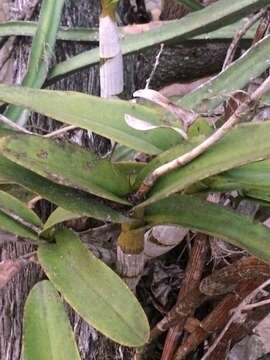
[150,287,207,341]
[201,278,270,360]
[252,8,270,45]
[207,302,270,360]
[222,8,267,70]
[173,279,265,360]
[145,43,164,89]
[200,256,270,296]
[161,234,208,360]
[133,75,270,203]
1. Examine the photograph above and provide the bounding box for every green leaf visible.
[0,20,98,42]
[111,145,137,162]
[43,207,81,232]
[204,159,270,192]
[0,85,181,154]
[0,133,131,204]
[4,0,65,123]
[176,0,204,11]
[145,194,270,264]
[23,280,81,360]
[38,229,150,346]
[178,34,270,111]
[48,0,268,82]
[0,183,36,204]
[136,121,270,208]
[0,209,38,240]
[0,20,256,43]
[0,156,131,224]
[0,190,42,227]
[244,189,270,204]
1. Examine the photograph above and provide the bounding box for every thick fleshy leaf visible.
[178,34,270,111]
[38,229,150,346]
[0,210,38,240]
[204,159,270,192]
[114,161,145,187]
[244,189,270,204]
[0,190,42,227]
[48,0,268,82]
[136,122,270,208]
[0,156,131,224]
[23,280,81,360]
[43,207,81,232]
[0,85,181,154]
[0,133,130,204]
[144,194,270,264]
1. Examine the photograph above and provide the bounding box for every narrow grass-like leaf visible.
[4,0,65,123]
[0,20,255,43]
[178,34,270,111]
[0,133,130,204]
[23,280,81,360]
[48,0,268,82]
[145,194,270,264]
[0,85,181,154]
[0,21,98,42]
[38,229,150,346]
[136,121,270,208]
[0,156,131,224]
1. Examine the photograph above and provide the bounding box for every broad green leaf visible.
[0,190,42,227]
[0,85,181,154]
[244,189,270,204]
[114,162,145,187]
[0,133,130,204]
[38,229,150,346]
[0,183,36,204]
[144,194,270,264]
[0,21,98,42]
[0,209,38,240]
[48,0,268,82]
[23,280,81,360]
[43,207,81,232]
[204,159,270,192]
[0,156,131,224]
[5,0,65,123]
[178,34,270,111]
[136,121,270,208]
